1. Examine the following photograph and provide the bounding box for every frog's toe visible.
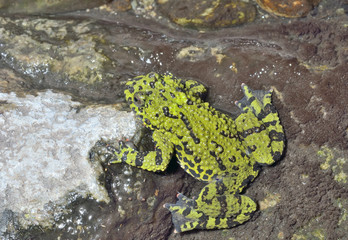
[109,157,122,164]
[105,145,120,164]
[109,141,132,164]
[164,193,201,232]
[236,84,271,117]
[164,193,195,210]
[177,193,195,205]
[164,202,200,232]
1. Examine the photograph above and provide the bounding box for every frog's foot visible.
[164,192,256,232]
[109,131,173,172]
[163,193,200,233]
[108,140,135,164]
[235,83,275,119]
[164,193,195,209]
[235,84,285,165]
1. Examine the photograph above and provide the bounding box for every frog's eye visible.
[133,92,145,107]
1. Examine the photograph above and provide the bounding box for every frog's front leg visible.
[111,130,173,172]
[164,175,257,232]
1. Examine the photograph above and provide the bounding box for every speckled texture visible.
[112,72,285,232]
[0,0,347,239]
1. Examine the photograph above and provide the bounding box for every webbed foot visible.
[108,140,133,164]
[164,192,256,232]
[235,84,285,165]
[164,193,200,233]
[235,83,273,118]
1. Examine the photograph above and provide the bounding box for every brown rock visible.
[256,0,321,18]
[157,0,256,29]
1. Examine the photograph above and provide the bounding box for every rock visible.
[0,15,147,103]
[0,2,347,239]
[111,0,132,12]
[0,16,110,85]
[256,0,321,18]
[0,87,136,235]
[157,0,256,29]
[0,0,109,14]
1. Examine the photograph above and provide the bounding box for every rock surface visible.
[157,0,256,29]
[256,0,321,17]
[0,86,136,233]
[0,0,347,239]
[0,0,109,14]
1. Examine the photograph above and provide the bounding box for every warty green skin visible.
[112,72,285,232]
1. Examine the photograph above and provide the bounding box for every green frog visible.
[112,72,285,232]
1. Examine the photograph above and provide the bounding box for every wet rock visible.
[131,0,158,18]
[0,82,136,236]
[318,146,348,185]
[82,132,193,240]
[256,0,321,18]
[168,141,348,240]
[157,0,256,29]
[111,0,132,12]
[0,0,109,14]
[0,15,150,103]
[0,16,109,85]
[0,1,347,239]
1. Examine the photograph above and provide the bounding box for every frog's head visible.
[124,72,189,130]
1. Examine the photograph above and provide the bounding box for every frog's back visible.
[125,72,284,184]
[118,72,285,232]
[167,102,253,182]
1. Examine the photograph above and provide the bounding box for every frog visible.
[111,72,285,232]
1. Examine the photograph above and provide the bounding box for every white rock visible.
[0,90,136,228]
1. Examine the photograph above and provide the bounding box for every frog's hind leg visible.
[164,176,257,232]
[235,84,285,164]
